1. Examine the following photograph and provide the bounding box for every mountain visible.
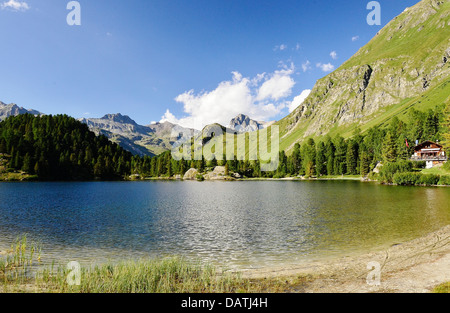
[79,114,196,157]
[227,114,275,133]
[277,0,449,153]
[0,101,41,121]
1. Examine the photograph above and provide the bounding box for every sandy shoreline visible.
[241,224,450,293]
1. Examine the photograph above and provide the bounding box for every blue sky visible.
[0,0,420,128]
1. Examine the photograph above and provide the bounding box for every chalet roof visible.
[414,141,443,151]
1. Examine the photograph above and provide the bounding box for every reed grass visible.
[0,235,42,291]
[1,236,311,293]
[38,257,246,293]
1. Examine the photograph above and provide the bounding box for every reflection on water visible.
[0,181,449,269]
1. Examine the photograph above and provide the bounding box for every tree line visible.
[132,106,447,179]
[0,114,133,180]
[0,105,447,181]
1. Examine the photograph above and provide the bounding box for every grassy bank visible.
[0,236,310,293]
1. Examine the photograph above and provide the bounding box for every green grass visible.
[433,282,450,293]
[35,258,311,293]
[421,165,450,176]
[1,236,311,293]
[0,236,42,290]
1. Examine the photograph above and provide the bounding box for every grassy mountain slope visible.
[278,0,450,153]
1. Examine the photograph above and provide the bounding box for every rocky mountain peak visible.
[228,114,267,133]
[101,113,137,125]
[0,101,41,121]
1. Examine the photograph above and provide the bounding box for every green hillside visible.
[278,0,449,153]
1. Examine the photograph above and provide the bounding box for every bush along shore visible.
[373,160,450,186]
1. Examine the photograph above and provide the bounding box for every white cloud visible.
[1,0,29,11]
[161,66,297,129]
[316,62,335,72]
[352,35,360,42]
[160,109,179,124]
[274,44,288,51]
[256,66,295,101]
[301,60,311,72]
[330,51,338,60]
[289,89,312,113]
[295,43,301,51]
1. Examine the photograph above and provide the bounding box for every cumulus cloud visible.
[256,66,295,101]
[316,62,335,72]
[330,51,338,60]
[161,66,297,129]
[352,35,360,42]
[288,89,312,113]
[1,0,29,11]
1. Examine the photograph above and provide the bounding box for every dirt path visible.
[243,225,450,293]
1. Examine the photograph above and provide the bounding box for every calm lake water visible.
[0,180,449,269]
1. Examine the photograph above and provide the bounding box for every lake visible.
[0,180,449,270]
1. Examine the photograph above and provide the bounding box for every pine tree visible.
[346,140,358,175]
[22,153,33,174]
[316,141,326,177]
[382,131,397,163]
[324,137,335,175]
[291,143,301,175]
[333,136,347,175]
[166,159,172,177]
[359,143,370,177]
[301,138,316,177]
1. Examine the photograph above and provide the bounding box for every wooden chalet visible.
[411,141,447,168]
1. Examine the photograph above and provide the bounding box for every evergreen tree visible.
[359,143,370,177]
[333,136,347,175]
[301,138,316,177]
[324,137,335,175]
[22,153,33,174]
[291,143,301,175]
[346,140,358,175]
[382,131,397,163]
[316,141,326,176]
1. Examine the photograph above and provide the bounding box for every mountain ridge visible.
[0,101,41,121]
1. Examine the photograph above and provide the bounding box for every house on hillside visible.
[411,141,447,169]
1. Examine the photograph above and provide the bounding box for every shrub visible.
[413,161,427,169]
[393,172,422,185]
[393,172,443,186]
[379,160,414,183]
[418,174,440,186]
[438,175,450,186]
